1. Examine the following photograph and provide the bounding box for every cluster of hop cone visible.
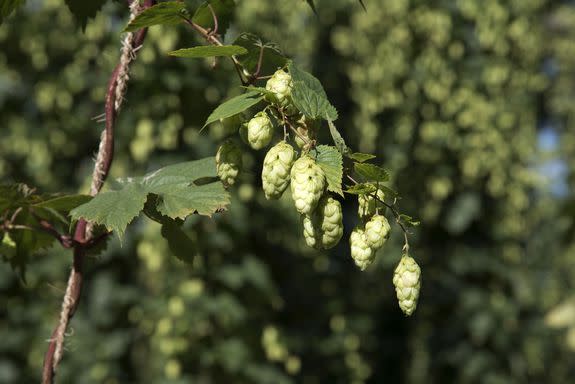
[215,70,421,316]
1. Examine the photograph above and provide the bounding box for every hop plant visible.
[350,226,374,270]
[358,188,385,218]
[364,214,391,250]
[265,69,293,109]
[393,254,421,316]
[302,196,343,249]
[262,141,296,199]
[290,155,326,215]
[216,140,242,186]
[220,114,242,136]
[294,115,319,149]
[247,111,274,150]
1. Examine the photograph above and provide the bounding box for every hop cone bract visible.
[393,254,421,316]
[290,155,326,215]
[216,140,242,186]
[247,111,273,150]
[262,141,296,199]
[364,214,391,250]
[302,196,343,249]
[350,226,374,270]
[358,188,385,218]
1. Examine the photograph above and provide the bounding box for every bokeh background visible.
[1,0,575,383]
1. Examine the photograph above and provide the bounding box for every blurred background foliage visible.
[1,0,575,383]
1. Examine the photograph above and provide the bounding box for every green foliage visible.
[70,158,229,238]
[353,162,390,183]
[327,119,351,156]
[124,1,188,32]
[64,0,108,30]
[314,145,343,196]
[288,61,338,121]
[192,0,235,35]
[168,45,248,58]
[203,91,264,127]
[0,0,25,23]
[233,33,287,75]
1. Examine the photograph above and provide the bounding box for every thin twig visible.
[346,175,410,252]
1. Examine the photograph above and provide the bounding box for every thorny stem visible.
[41,2,153,383]
[346,175,410,253]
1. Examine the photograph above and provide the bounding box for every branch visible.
[41,2,154,383]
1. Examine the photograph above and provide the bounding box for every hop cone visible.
[350,226,374,270]
[358,188,385,218]
[265,69,294,109]
[290,155,326,215]
[216,140,242,186]
[262,141,296,199]
[247,111,274,150]
[393,254,421,316]
[302,196,343,249]
[364,214,391,250]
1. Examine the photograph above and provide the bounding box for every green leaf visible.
[0,0,25,23]
[203,91,263,127]
[33,194,92,212]
[347,152,376,163]
[123,1,188,32]
[192,0,235,35]
[288,62,338,121]
[400,214,420,228]
[327,119,351,156]
[233,33,287,75]
[143,158,228,218]
[168,45,247,58]
[64,0,107,30]
[0,183,35,212]
[70,183,148,237]
[241,86,274,97]
[70,157,230,239]
[377,185,399,199]
[344,183,377,195]
[161,220,196,264]
[304,0,318,15]
[354,163,390,183]
[315,145,343,197]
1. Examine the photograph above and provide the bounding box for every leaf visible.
[315,145,343,197]
[344,183,377,195]
[0,183,35,212]
[304,0,318,15]
[400,214,420,227]
[64,0,108,30]
[241,86,274,97]
[347,152,376,163]
[203,91,263,127]
[327,119,351,156]
[377,185,399,199]
[168,45,247,58]
[161,220,196,264]
[70,183,148,237]
[123,1,188,32]
[233,33,287,75]
[0,0,25,23]
[70,157,230,239]
[33,194,92,212]
[358,0,367,11]
[288,62,338,121]
[354,163,390,183]
[192,0,235,35]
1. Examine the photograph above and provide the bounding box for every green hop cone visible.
[262,141,296,199]
[364,214,391,250]
[290,155,326,215]
[349,226,374,270]
[247,111,274,150]
[265,69,293,108]
[393,254,421,316]
[301,196,343,249]
[216,140,242,186]
[358,188,385,218]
